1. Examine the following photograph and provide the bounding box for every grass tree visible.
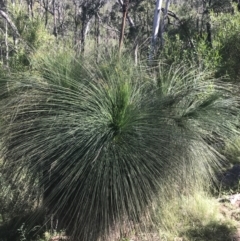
[0,52,240,241]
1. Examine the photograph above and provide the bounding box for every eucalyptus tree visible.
[0,0,20,68]
[149,0,163,61]
[72,0,107,53]
[0,8,20,38]
[40,0,51,27]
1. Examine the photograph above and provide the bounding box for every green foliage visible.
[160,19,222,70]
[217,32,240,82]
[0,158,42,241]
[154,191,236,241]
[184,221,236,241]
[1,1,240,240]
[31,46,84,85]
[1,53,240,240]
[7,3,54,72]
[157,2,239,77]
[0,163,39,222]
[9,3,53,48]
[223,137,240,164]
[159,34,187,65]
[9,47,30,71]
[210,7,240,81]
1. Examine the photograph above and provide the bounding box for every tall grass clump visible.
[154,64,240,188]
[0,53,240,240]
[155,190,236,241]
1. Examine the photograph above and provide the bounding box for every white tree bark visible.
[149,0,163,61]
[5,19,9,68]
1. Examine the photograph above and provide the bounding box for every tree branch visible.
[0,9,20,38]
[117,0,135,27]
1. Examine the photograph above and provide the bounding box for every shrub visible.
[0,54,240,240]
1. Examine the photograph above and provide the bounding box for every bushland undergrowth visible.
[1,50,240,241]
[1,2,240,241]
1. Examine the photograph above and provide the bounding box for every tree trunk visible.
[27,0,34,18]
[95,12,100,62]
[160,0,170,47]
[5,20,9,68]
[149,0,163,61]
[53,0,57,37]
[0,9,20,38]
[0,0,6,9]
[206,22,212,48]
[134,43,138,66]
[73,0,78,47]
[118,0,135,27]
[42,0,49,27]
[81,19,91,55]
[119,0,129,53]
